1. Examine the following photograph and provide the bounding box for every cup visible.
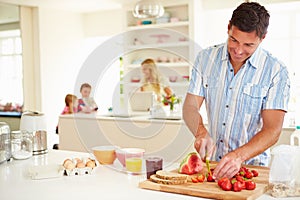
[146,156,163,179]
[125,152,143,174]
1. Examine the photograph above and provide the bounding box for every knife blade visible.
[206,158,212,176]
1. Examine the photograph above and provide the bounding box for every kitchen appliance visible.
[20,111,47,155]
[0,122,11,164]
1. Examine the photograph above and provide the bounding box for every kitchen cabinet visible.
[121,0,195,99]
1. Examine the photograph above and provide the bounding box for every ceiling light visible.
[132,0,164,18]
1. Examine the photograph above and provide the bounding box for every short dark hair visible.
[80,83,91,92]
[229,2,270,39]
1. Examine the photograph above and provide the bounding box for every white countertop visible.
[0,150,291,200]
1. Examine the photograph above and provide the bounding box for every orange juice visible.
[125,157,142,173]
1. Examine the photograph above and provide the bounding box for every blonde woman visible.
[140,58,172,101]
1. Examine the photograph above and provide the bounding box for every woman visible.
[140,58,172,101]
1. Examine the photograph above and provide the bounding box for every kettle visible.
[20,111,48,155]
[0,122,11,164]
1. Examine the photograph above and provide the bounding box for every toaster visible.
[0,122,11,164]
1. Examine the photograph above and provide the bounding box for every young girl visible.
[53,94,78,149]
[61,94,78,114]
[140,58,172,101]
[78,83,98,113]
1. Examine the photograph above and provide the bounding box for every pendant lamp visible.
[132,0,164,18]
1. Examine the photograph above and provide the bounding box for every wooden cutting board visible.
[139,163,270,200]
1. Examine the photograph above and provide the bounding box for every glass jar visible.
[11,131,33,160]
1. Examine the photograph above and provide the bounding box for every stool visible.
[290,131,300,146]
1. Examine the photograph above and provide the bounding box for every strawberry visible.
[191,177,199,183]
[207,174,215,182]
[235,175,244,182]
[251,169,259,177]
[233,181,243,192]
[218,177,229,187]
[197,174,205,182]
[245,180,256,190]
[244,171,253,179]
[220,179,232,191]
[239,180,246,190]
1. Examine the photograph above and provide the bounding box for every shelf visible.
[127,21,189,30]
[123,82,188,87]
[127,62,189,69]
[127,41,189,50]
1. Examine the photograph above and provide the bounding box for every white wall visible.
[83,9,124,37]
[35,7,124,148]
[37,8,84,136]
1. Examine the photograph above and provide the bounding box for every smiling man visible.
[183,2,290,179]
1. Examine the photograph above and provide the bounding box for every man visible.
[183,2,290,180]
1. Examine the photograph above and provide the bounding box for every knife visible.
[206,158,212,176]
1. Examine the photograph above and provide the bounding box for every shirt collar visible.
[247,45,262,69]
[221,41,263,69]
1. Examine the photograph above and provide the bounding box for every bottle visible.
[290,126,300,146]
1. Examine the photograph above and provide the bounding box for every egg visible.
[63,159,73,168]
[73,158,82,163]
[86,160,96,168]
[76,162,86,168]
[65,162,76,170]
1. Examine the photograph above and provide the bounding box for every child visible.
[78,83,98,113]
[53,94,78,149]
[62,94,78,114]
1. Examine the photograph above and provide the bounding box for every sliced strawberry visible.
[191,177,199,183]
[251,169,259,177]
[197,174,205,182]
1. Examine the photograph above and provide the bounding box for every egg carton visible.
[64,166,94,176]
[63,157,97,176]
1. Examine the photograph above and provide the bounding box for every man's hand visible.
[194,126,215,161]
[212,151,243,180]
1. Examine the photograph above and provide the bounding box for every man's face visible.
[227,25,264,66]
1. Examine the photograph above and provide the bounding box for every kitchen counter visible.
[0,150,287,200]
[58,113,195,163]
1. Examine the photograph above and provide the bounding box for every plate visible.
[28,164,64,180]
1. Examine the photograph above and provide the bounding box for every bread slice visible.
[155,170,188,181]
[150,174,187,185]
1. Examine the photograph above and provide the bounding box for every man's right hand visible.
[194,127,215,161]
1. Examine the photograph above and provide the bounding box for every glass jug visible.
[11,131,33,160]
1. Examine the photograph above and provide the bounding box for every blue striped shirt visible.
[188,42,290,166]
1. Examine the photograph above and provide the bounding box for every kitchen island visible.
[58,113,195,163]
[0,150,287,200]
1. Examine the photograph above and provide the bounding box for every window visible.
[0,29,23,113]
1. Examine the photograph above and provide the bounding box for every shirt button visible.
[205,84,208,87]
[220,140,223,143]
[219,156,222,159]
[230,69,233,72]
[222,123,226,126]
[226,105,229,108]
[229,87,233,90]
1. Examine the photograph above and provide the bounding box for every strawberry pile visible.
[190,166,259,193]
[218,166,258,192]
